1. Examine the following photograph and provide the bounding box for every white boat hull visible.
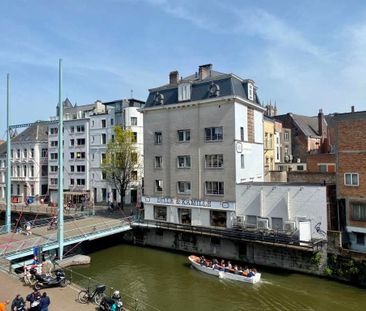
[189,255,261,284]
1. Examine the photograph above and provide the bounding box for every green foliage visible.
[311,252,322,266]
[101,126,141,207]
[323,266,333,276]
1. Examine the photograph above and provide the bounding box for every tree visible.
[101,126,140,210]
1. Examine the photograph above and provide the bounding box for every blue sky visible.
[1,0,366,137]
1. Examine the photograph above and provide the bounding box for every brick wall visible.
[247,107,254,143]
[307,153,336,172]
[288,171,336,184]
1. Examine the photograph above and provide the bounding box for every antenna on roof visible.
[130,89,134,98]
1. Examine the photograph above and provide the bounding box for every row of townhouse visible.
[0,98,144,206]
[141,64,327,241]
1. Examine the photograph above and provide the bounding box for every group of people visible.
[0,290,50,311]
[199,256,257,277]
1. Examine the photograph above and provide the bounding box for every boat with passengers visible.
[188,255,261,284]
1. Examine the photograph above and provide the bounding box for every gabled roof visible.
[0,122,48,155]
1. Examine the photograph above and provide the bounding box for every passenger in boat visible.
[225,261,232,272]
[200,256,207,266]
[234,265,240,274]
[247,268,256,277]
[242,266,249,276]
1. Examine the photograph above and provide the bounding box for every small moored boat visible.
[188,255,261,284]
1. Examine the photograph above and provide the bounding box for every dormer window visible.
[153,92,164,105]
[248,83,254,101]
[178,83,191,101]
[209,82,220,97]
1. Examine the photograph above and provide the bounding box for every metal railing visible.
[0,216,133,257]
[133,219,325,249]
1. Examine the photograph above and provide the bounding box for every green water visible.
[71,244,366,311]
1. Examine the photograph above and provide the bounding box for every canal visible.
[71,244,366,311]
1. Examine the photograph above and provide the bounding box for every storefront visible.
[143,196,235,228]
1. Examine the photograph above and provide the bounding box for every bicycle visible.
[78,284,106,305]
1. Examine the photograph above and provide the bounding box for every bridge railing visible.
[0,216,133,258]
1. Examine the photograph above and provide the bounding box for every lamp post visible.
[5,73,11,233]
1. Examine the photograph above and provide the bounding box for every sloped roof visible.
[145,69,262,109]
[0,122,48,155]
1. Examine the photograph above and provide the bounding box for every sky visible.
[1,0,366,137]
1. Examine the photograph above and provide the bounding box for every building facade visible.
[335,111,366,252]
[0,122,48,203]
[142,64,264,227]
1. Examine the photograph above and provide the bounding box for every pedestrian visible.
[0,300,9,311]
[11,294,25,311]
[26,290,41,311]
[39,292,50,311]
[25,221,32,236]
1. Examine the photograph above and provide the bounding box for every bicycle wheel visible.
[78,290,89,304]
[94,292,105,305]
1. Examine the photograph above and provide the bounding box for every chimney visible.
[169,71,179,85]
[351,106,355,113]
[198,64,213,80]
[318,108,324,137]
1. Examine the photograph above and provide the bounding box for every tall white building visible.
[48,98,144,205]
[142,64,265,227]
[0,122,49,203]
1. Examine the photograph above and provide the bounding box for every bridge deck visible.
[0,214,132,261]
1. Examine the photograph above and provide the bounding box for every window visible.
[70,152,75,159]
[30,166,34,177]
[24,149,27,158]
[41,165,48,176]
[70,179,74,185]
[50,178,57,186]
[102,172,106,180]
[284,131,289,141]
[154,206,167,221]
[77,165,85,172]
[50,153,58,160]
[155,156,162,169]
[178,83,191,101]
[179,208,191,225]
[101,119,106,128]
[41,149,48,158]
[70,139,75,146]
[356,233,365,245]
[177,181,191,194]
[70,165,74,172]
[133,132,137,143]
[50,127,58,135]
[247,83,254,101]
[70,126,75,133]
[76,152,86,159]
[23,165,27,177]
[240,127,244,141]
[352,203,366,221]
[77,179,86,185]
[205,127,223,141]
[50,166,58,173]
[205,154,223,168]
[51,141,58,147]
[91,120,95,127]
[101,153,106,164]
[177,156,191,168]
[131,170,138,181]
[131,117,137,126]
[241,154,245,169]
[205,181,224,195]
[17,184,20,195]
[17,149,20,158]
[210,211,226,227]
[271,217,283,230]
[131,152,138,162]
[31,148,34,158]
[77,138,85,146]
[297,165,304,171]
[30,185,34,196]
[154,132,162,144]
[16,166,20,177]
[155,180,163,192]
[76,125,85,133]
[110,118,114,126]
[246,215,258,226]
[177,130,190,142]
[344,173,359,186]
[101,134,107,145]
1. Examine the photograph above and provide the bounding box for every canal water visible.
[72,244,366,311]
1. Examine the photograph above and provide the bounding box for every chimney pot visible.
[198,64,213,80]
[351,105,355,112]
[169,71,179,85]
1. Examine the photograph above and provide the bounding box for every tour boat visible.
[188,255,261,284]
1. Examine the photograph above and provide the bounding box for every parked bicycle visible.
[78,284,106,305]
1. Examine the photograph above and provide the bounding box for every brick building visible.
[335,110,366,252]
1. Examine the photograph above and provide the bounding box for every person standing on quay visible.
[0,300,9,311]
[39,292,50,311]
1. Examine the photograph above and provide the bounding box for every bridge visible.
[0,212,132,269]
